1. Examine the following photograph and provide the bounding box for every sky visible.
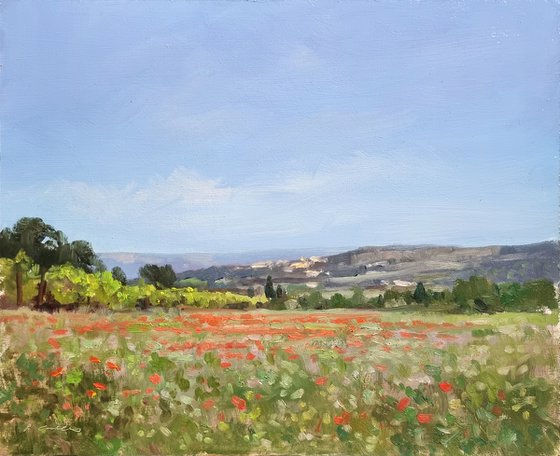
[1,1,558,253]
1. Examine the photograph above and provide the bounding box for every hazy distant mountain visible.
[99,247,350,278]
[101,241,559,289]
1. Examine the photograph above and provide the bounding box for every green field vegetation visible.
[281,277,558,315]
[0,309,558,455]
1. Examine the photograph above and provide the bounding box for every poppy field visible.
[0,309,558,455]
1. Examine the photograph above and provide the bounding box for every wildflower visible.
[416,413,432,424]
[50,367,64,377]
[315,377,328,386]
[149,373,161,385]
[47,338,61,349]
[438,382,453,393]
[246,353,256,360]
[220,362,232,369]
[106,361,121,371]
[86,390,96,398]
[62,401,72,410]
[492,406,503,416]
[333,411,351,426]
[397,397,411,411]
[89,356,101,364]
[121,389,141,398]
[93,382,107,390]
[497,390,506,401]
[231,395,247,411]
[202,399,215,410]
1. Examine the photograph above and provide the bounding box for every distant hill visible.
[176,241,559,290]
[98,247,349,278]
[101,241,559,290]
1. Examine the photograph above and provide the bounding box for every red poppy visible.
[255,393,263,400]
[231,395,246,411]
[497,390,506,401]
[121,389,141,398]
[438,382,453,393]
[53,329,68,335]
[93,382,107,390]
[47,338,61,349]
[416,413,432,424]
[50,367,64,377]
[202,399,215,410]
[89,356,101,364]
[315,377,328,386]
[86,390,96,398]
[397,397,411,412]
[491,406,503,416]
[145,387,154,394]
[62,401,72,410]
[220,362,232,369]
[106,361,121,371]
[149,373,161,385]
[333,411,351,426]
[246,353,256,360]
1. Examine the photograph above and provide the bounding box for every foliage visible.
[412,282,429,305]
[0,310,557,455]
[175,278,207,290]
[276,284,284,299]
[110,267,127,286]
[0,218,102,306]
[0,254,37,304]
[138,264,177,289]
[452,276,501,313]
[264,275,276,300]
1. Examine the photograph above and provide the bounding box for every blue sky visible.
[1,1,558,253]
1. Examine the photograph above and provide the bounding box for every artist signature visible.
[39,424,81,433]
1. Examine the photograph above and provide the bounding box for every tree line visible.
[0,217,253,310]
[292,277,557,313]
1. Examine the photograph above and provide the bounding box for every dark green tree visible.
[329,292,348,309]
[452,276,500,313]
[264,275,276,300]
[247,287,255,298]
[139,264,177,289]
[519,279,557,310]
[111,266,128,286]
[276,284,284,299]
[10,218,70,306]
[1,219,101,306]
[413,282,429,305]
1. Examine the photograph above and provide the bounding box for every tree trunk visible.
[37,267,48,306]
[15,270,23,307]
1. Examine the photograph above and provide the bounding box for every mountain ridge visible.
[100,241,559,288]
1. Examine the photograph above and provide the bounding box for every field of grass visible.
[0,308,558,455]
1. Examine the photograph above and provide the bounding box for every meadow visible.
[0,308,558,455]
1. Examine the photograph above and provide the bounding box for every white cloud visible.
[38,167,232,224]
[9,151,545,252]
[8,154,403,239]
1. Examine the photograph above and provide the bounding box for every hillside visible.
[102,241,559,290]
